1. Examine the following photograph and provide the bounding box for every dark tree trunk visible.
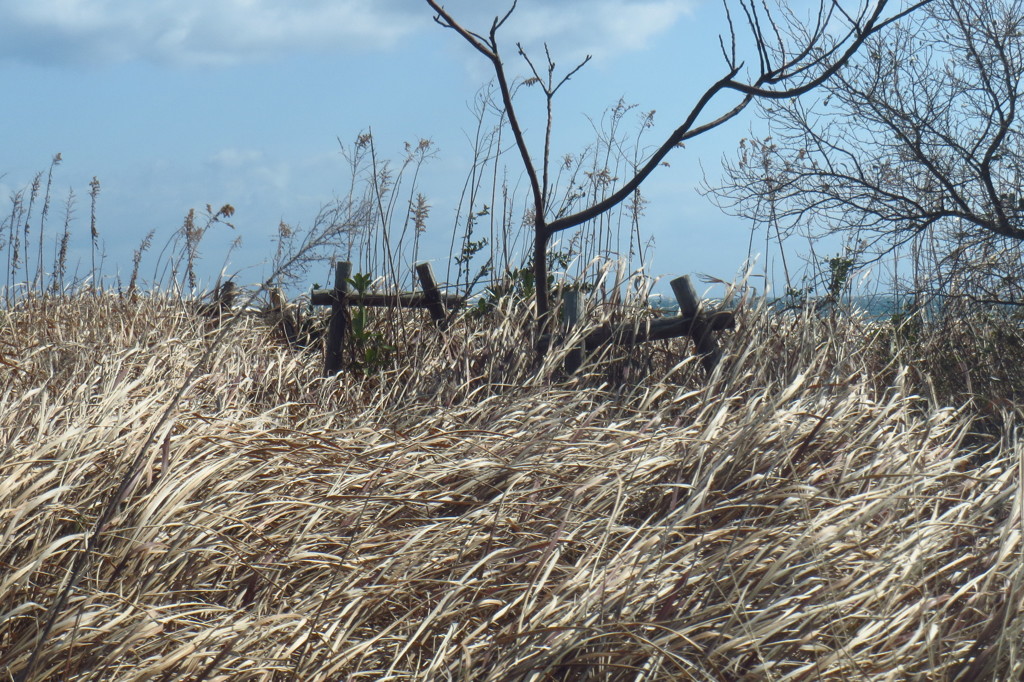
[534,224,551,342]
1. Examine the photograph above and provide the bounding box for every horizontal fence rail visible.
[538,275,734,378]
[307,262,732,380]
[313,261,460,376]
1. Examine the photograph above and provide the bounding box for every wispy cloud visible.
[0,0,421,67]
[0,0,694,67]
[206,148,266,170]
[425,0,695,62]
[205,147,292,197]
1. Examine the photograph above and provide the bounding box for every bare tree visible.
[710,0,1024,305]
[426,0,926,334]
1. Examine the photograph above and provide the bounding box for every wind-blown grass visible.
[1,292,1022,680]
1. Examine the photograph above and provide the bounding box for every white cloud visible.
[0,0,694,67]
[0,0,421,66]
[207,148,264,170]
[425,0,696,62]
[205,148,291,194]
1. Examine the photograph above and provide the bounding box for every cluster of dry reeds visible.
[1,291,1022,681]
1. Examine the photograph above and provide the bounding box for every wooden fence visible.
[540,275,734,376]
[310,261,462,375]
[308,263,732,379]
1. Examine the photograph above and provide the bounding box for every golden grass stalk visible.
[1,292,1022,680]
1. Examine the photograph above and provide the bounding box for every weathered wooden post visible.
[198,280,237,319]
[308,260,464,373]
[414,262,448,327]
[268,287,299,346]
[563,289,583,374]
[671,275,721,376]
[324,261,352,376]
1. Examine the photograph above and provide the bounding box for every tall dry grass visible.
[1,292,1022,680]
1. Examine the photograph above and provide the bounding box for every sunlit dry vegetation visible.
[2,288,1023,680]
[4,0,1024,671]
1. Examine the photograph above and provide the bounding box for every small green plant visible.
[348,272,374,295]
[470,249,587,319]
[777,285,808,311]
[825,254,855,301]
[455,205,491,295]
[347,272,395,374]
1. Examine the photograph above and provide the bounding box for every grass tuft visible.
[1,292,1022,680]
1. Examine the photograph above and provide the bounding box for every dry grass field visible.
[1,292,1022,680]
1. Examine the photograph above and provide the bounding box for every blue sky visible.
[0,0,794,297]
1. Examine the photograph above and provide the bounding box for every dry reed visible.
[0,292,1021,680]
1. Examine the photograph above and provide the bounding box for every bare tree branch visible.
[709,0,1024,302]
[427,0,544,226]
[426,0,927,327]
